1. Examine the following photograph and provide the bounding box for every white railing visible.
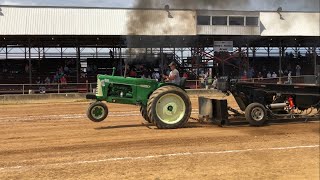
[0,83,97,95]
[0,76,318,95]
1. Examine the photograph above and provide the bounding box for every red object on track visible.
[288,97,295,108]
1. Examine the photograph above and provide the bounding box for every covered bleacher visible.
[0,5,319,94]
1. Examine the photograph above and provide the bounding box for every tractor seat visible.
[180,77,187,88]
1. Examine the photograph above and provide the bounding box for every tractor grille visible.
[96,79,103,97]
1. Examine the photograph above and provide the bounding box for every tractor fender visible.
[157,83,186,92]
[145,83,185,104]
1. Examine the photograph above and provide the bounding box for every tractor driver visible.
[163,62,181,85]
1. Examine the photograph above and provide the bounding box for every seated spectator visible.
[36,77,41,84]
[60,75,67,84]
[272,72,278,78]
[267,72,272,78]
[257,72,263,80]
[296,65,301,76]
[129,68,137,77]
[45,76,51,84]
[152,71,160,82]
[241,71,248,80]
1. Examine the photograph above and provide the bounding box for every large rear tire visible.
[140,106,152,123]
[245,103,267,126]
[147,86,191,129]
[87,101,108,122]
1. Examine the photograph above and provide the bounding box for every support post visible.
[61,46,63,59]
[160,47,164,74]
[28,40,32,84]
[76,46,80,83]
[313,47,317,77]
[278,42,282,84]
[119,47,123,76]
[5,44,8,59]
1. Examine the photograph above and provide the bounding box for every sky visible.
[0,0,319,11]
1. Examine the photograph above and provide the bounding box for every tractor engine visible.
[108,84,133,98]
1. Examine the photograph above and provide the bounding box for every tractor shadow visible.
[94,118,319,130]
[95,122,207,130]
[95,123,154,130]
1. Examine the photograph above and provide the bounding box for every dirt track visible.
[0,97,319,179]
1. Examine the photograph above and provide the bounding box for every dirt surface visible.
[0,96,319,179]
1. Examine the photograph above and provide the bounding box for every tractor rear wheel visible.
[245,103,267,126]
[87,101,108,122]
[147,86,191,129]
[140,106,152,123]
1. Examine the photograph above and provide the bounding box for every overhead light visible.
[97,38,100,40]
[3,37,5,40]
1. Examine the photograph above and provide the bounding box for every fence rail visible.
[0,76,318,95]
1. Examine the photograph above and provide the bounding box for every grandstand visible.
[0,5,319,93]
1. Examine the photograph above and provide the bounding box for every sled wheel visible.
[245,103,267,126]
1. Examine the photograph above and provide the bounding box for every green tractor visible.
[86,68,191,129]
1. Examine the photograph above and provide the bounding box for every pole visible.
[76,46,80,83]
[313,47,319,85]
[313,47,317,76]
[279,42,282,83]
[28,39,32,84]
[5,44,8,59]
[160,48,164,74]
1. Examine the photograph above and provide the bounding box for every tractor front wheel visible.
[87,101,109,122]
[147,86,191,129]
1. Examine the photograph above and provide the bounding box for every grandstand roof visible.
[0,5,319,37]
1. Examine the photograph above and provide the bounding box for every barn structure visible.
[0,5,319,89]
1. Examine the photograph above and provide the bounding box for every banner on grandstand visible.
[214,41,233,52]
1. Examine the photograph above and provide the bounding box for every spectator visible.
[129,68,137,77]
[59,66,63,74]
[248,67,255,79]
[241,71,248,80]
[272,72,278,78]
[25,64,29,74]
[212,76,218,89]
[87,65,92,73]
[183,72,189,79]
[60,75,67,84]
[257,72,263,80]
[287,71,292,84]
[267,72,272,78]
[296,65,301,76]
[64,65,69,74]
[45,76,51,84]
[36,77,41,84]
[152,71,160,82]
[109,50,114,59]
